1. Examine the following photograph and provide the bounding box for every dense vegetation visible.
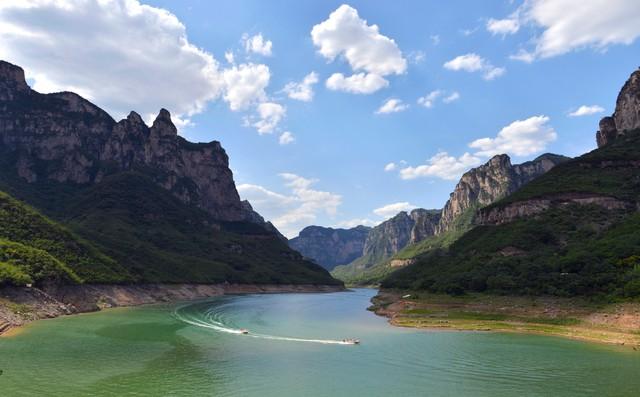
[383,131,640,298]
[0,191,128,285]
[0,170,339,286]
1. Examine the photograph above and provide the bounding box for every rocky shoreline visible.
[0,283,345,336]
[370,290,640,350]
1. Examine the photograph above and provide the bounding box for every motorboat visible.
[239,329,249,335]
[343,338,360,345]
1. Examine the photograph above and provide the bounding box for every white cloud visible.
[417,90,460,108]
[373,202,417,218]
[238,174,342,238]
[469,115,557,157]
[408,50,426,64]
[334,218,379,228]
[443,53,505,80]
[243,33,273,56]
[443,91,461,103]
[325,72,388,94]
[224,51,235,64]
[282,72,319,102]
[568,105,605,117]
[505,0,640,61]
[487,17,520,35]
[509,49,536,63]
[311,4,406,94]
[376,98,408,114]
[384,162,397,172]
[222,63,270,111]
[417,90,442,108]
[250,102,286,134]
[0,0,226,125]
[279,131,295,145]
[399,152,482,180]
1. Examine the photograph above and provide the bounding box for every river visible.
[1,289,639,396]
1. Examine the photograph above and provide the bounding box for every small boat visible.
[342,338,360,345]
[239,329,249,335]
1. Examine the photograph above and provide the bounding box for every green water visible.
[1,289,639,396]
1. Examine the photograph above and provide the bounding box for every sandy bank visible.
[371,290,640,350]
[0,283,345,336]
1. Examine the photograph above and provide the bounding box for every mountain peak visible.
[596,68,640,147]
[151,108,177,136]
[0,60,30,99]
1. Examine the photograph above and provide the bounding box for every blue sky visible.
[1,1,639,237]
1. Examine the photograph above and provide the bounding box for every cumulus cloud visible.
[0,0,227,125]
[282,72,319,102]
[384,162,397,172]
[469,115,557,157]
[325,72,389,94]
[486,17,520,35]
[568,105,605,117]
[443,53,505,80]
[243,33,273,56]
[311,4,406,94]
[279,131,295,145]
[238,174,342,238]
[222,63,270,111]
[502,0,640,61]
[376,98,408,114]
[399,152,482,180]
[224,51,235,64]
[373,202,417,218]
[249,102,286,134]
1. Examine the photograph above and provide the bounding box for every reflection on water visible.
[1,289,639,396]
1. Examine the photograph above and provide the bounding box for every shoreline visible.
[0,283,345,337]
[370,290,640,350]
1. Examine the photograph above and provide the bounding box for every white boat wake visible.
[173,303,359,345]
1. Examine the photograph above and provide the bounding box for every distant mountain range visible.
[0,60,339,287]
[293,67,640,299]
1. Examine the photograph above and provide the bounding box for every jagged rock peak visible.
[597,68,640,147]
[126,111,145,125]
[151,108,177,136]
[0,60,30,99]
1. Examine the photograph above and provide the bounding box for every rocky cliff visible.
[597,68,640,147]
[436,153,569,234]
[289,225,371,270]
[0,60,252,223]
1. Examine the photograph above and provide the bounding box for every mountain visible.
[437,153,570,234]
[332,153,567,285]
[0,60,339,287]
[289,225,371,271]
[383,68,640,298]
[331,209,441,283]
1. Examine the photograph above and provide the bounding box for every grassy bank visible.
[371,290,640,349]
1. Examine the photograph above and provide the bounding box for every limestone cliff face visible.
[354,208,441,268]
[597,68,640,147]
[436,153,569,234]
[289,225,371,270]
[0,60,248,222]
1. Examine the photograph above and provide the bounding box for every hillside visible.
[333,154,567,285]
[0,60,340,287]
[0,190,130,286]
[382,69,640,297]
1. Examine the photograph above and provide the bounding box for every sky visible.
[0,0,639,237]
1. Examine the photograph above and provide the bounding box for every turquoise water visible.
[1,289,639,396]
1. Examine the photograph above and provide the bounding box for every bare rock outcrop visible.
[597,68,640,147]
[436,153,569,234]
[0,60,250,222]
[289,225,371,270]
